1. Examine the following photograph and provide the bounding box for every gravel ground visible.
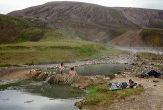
[108,76,163,110]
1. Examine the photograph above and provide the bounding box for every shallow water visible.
[0,90,80,110]
[76,63,128,75]
[0,81,84,110]
[45,63,129,76]
[0,63,129,110]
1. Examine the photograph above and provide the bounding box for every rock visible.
[29,70,42,78]
[131,63,138,66]
[75,101,83,109]
[153,80,159,83]
[45,75,55,84]
[37,73,48,81]
[71,83,79,88]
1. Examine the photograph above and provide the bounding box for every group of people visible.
[58,63,78,76]
[110,79,138,90]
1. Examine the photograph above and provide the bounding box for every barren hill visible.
[5,1,163,46]
[8,1,163,28]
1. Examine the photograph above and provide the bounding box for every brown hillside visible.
[111,29,144,47]
[2,1,163,46]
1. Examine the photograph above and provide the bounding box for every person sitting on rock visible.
[68,67,78,76]
[59,63,64,74]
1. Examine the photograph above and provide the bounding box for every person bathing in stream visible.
[59,63,64,74]
[68,67,78,76]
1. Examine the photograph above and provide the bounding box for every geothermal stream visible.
[0,56,134,110]
[116,47,163,54]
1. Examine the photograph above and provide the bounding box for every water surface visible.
[0,90,80,110]
[45,63,129,76]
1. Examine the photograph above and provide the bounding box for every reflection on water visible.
[47,63,128,76]
[0,80,84,110]
[24,82,84,99]
[76,63,128,75]
[0,63,129,110]
[0,90,80,110]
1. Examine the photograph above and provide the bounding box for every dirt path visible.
[109,76,163,110]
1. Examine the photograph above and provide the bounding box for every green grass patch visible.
[0,15,45,43]
[0,15,127,66]
[80,84,144,109]
[0,39,127,66]
[0,40,104,66]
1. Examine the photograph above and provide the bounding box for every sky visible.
[0,0,163,14]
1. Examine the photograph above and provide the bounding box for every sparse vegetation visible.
[140,28,163,47]
[136,52,163,61]
[0,15,45,43]
[149,19,163,29]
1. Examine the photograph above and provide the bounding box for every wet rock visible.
[153,80,159,83]
[24,100,34,103]
[28,69,42,78]
[75,101,83,109]
[49,74,78,85]
[45,75,55,84]
[151,63,155,66]
[117,71,121,74]
[71,83,79,88]
[37,73,48,81]
[131,63,138,66]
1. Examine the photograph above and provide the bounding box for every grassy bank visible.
[0,29,127,66]
[0,40,105,66]
[0,15,127,66]
[76,84,144,109]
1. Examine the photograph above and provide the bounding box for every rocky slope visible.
[5,1,163,46]
[111,28,163,47]
[8,1,163,28]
